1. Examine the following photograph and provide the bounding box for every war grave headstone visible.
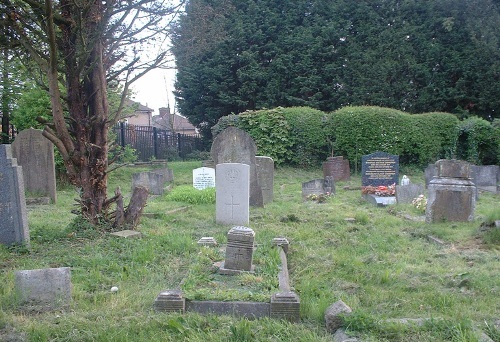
[361,151,399,206]
[193,167,215,190]
[11,128,57,203]
[0,145,30,247]
[426,159,476,223]
[216,163,250,225]
[302,177,335,199]
[471,165,499,194]
[323,156,350,181]
[14,267,71,311]
[211,126,263,207]
[255,156,274,204]
[219,226,255,275]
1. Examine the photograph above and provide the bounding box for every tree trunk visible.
[124,186,149,228]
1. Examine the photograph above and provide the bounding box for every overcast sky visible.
[132,67,177,116]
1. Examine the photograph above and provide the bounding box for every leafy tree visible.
[172,0,499,142]
[1,0,183,225]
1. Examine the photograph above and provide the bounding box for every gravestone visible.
[395,184,424,204]
[219,226,255,275]
[361,151,399,186]
[193,167,215,190]
[0,145,30,247]
[11,128,57,203]
[471,165,499,194]
[255,156,274,204]
[131,171,165,195]
[153,167,174,183]
[302,177,335,199]
[424,163,437,188]
[211,126,263,207]
[426,159,476,223]
[216,163,250,225]
[14,267,71,311]
[323,156,350,181]
[361,151,398,206]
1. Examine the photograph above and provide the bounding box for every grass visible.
[0,161,499,341]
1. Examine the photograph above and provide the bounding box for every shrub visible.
[457,116,500,165]
[166,185,215,204]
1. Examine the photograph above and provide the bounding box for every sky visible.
[131,67,177,117]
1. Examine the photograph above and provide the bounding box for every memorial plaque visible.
[361,151,399,187]
[193,167,215,190]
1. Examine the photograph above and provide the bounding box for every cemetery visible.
[0,149,498,340]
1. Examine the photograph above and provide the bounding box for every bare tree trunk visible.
[124,186,149,228]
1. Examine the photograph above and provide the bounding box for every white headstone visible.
[193,167,215,190]
[216,163,249,225]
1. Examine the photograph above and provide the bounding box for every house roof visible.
[126,99,153,112]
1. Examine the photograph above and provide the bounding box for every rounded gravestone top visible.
[228,226,255,236]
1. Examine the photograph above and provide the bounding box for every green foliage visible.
[329,106,460,170]
[11,87,51,130]
[457,117,500,165]
[278,107,329,167]
[166,185,215,204]
[238,108,292,165]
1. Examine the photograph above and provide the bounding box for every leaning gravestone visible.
[0,145,30,247]
[11,128,57,203]
[255,156,274,204]
[193,167,215,190]
[211,126,263,207]
[14,267,71,311]
[361,151,399,206]
[426,159,476,223]
[216,163,250,225]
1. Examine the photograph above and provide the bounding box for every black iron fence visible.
[113,122,204,161]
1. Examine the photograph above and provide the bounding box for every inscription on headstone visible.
[361,151,399,187]
[216,163,250,225]
[193,167,215,190]
[0,145,30,247]
[11,128,57,203]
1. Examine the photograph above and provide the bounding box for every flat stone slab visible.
[186,300,270,319]
[14,267,71,311]
[363,194,396,207]
[197,237,217,246]
[218,261,255,275]
[110,230,142,239]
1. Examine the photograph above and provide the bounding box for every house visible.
[125,100,153,127]
[152,106,198,135]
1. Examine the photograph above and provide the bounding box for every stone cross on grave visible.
[225,195,241,219]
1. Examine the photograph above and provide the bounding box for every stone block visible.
[154,290,185,313]
[270,291,300,322]
[325,300,352,333]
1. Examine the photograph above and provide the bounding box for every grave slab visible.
[110,230,142,239]
[186,301,270,319]
[363,194,396,207]
[14,267,71,311]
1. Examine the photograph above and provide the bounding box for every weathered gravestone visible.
[219,226,255,275]
[193,167,215,190]
[471,165,499,194]
[216,163,250,225]
[302,177,335,199]
[426,159,476,223]
[132,171,165,195]
[255,156,274,204]
[0,145,30,247]
[424,163,437,188]
[11,128,57,203]
[14,267,71,311]
[323,156,350,181]
[396,184,425,204]
[361,151,399,206]
[211,126,263,207]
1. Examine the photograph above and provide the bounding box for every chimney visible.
[159,107,169,118]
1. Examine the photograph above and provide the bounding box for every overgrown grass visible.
[0,162,498,341]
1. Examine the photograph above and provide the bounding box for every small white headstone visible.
[193,167,215,190]
[401,175,410,186]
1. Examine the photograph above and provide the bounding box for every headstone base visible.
[154,290,185,313]
[363,194,396,207]
[218,261,255,275]
[270,291,300,322]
